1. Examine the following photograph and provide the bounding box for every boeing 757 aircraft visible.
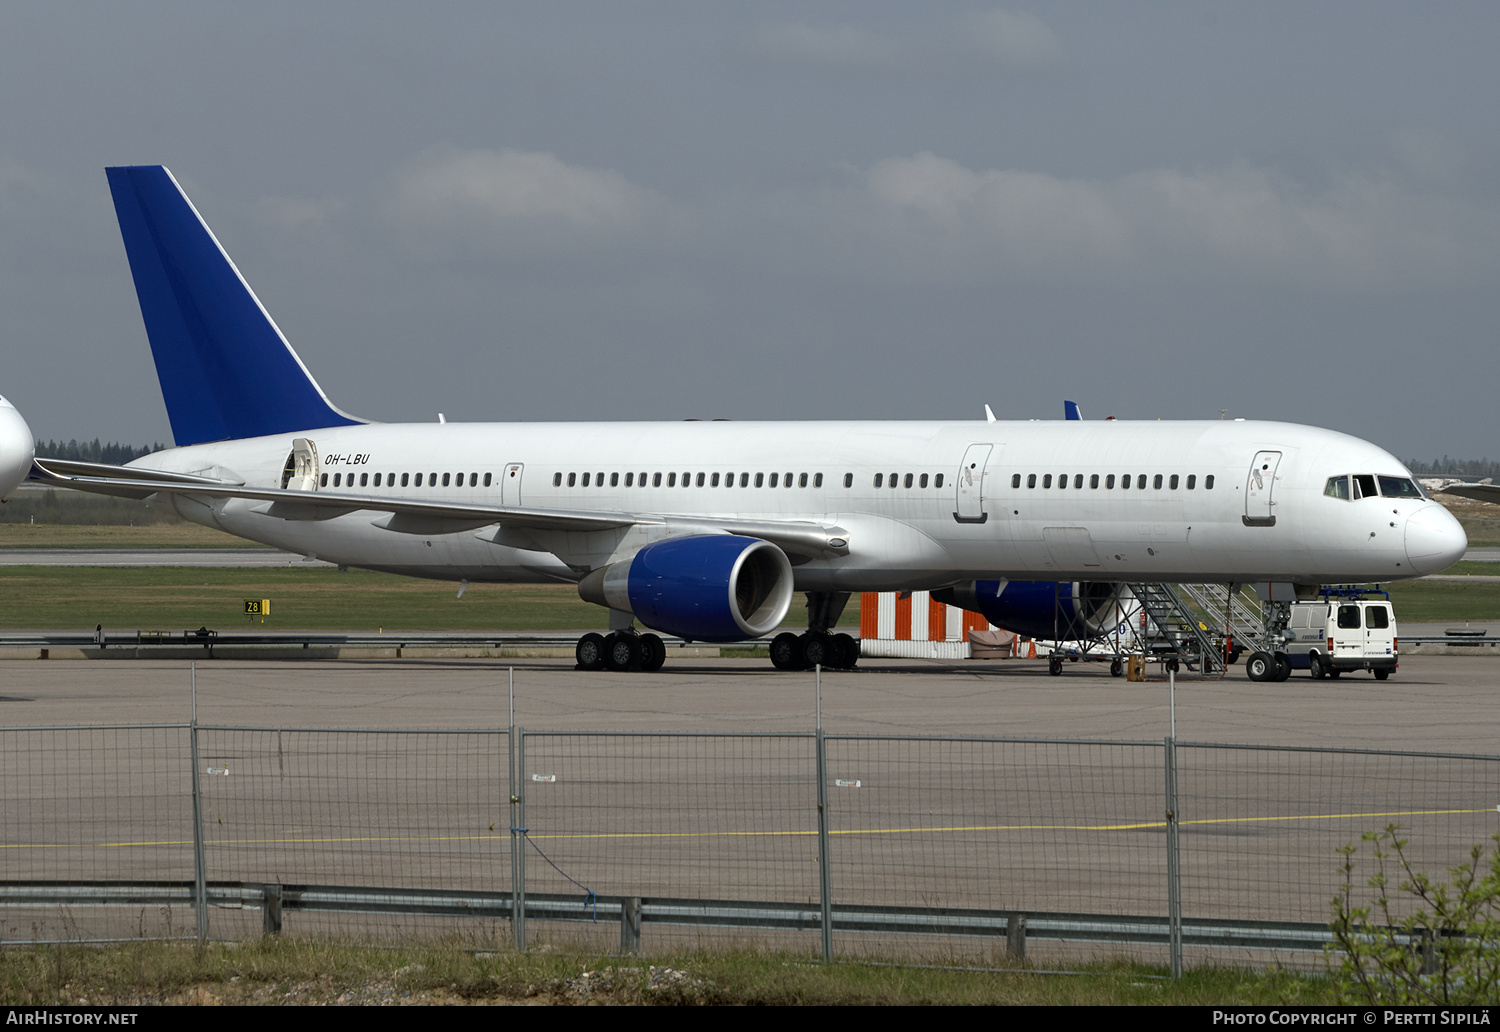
[22,165,1468,672]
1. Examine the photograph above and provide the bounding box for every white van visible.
[1279,598,1398,680]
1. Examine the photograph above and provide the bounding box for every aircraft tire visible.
[1272,653,1292,681]
[605,632,642,672]
[770,632,803,671]
[640,633,666,672]
[801,632,831,669]
[1245,651,1272,682]
[576,632,607,671]
[832,633,858,669]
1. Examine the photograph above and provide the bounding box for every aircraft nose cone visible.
[1405,503,1467,575]
[0,396,34,502]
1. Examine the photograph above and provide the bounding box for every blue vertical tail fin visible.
[105,165,363,446]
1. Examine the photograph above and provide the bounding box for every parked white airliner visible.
[25,166,1467,672]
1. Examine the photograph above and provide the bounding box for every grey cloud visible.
[747,7,1062,71]
[951,9,1062,67]
[771,153,1500,291]
[749,22,899,67]
[395,149,665,230]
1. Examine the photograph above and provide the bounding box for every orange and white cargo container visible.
[858,591,1007,659]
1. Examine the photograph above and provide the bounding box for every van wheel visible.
[1309,654,1327,680]
[1373,668,1391,681]
[1110,658,1123,677]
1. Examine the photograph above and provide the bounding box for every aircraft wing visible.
[30,459,849,561]
[1440,482,1500,505]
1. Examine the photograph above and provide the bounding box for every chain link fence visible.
[2,715,1497,967]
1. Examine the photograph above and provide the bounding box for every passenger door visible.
[1244,451,1282,526]
[954,444,993,524]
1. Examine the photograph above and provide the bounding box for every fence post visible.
[1006,913,1026,960]
[815,665,833,962]
[1164,735,1182,979]
[512,726,526,951]
[262,884,283,935]
[189,663,207,944]
[620,896,642,954]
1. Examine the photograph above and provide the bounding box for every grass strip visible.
[0,938,1334,1006]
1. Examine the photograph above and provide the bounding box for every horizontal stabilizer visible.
[105,165,363,446]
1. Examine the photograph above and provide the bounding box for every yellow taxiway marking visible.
[1,808,1491,851]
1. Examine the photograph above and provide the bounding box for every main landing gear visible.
[769,592,860,671]
[575,630,666,673]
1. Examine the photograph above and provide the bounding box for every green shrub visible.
[1327,824,1500,1004]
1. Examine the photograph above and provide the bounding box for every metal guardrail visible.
[0,881,1345,954]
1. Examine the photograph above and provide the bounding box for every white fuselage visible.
[133,417,1466,589]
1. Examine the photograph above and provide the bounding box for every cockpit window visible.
[1324,476,1350,500]
[1353,474,1378,500]
[1379,476,1424,500]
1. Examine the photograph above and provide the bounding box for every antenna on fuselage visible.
[984,404,996,423]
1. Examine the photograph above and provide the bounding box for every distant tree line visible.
[34,439,167,465]
[1405,457,1500,480]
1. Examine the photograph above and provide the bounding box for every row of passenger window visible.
[323,471,492,489]
[1013,473,1215,491]
[1323,475,1424,500]
[872,473,946,489]
[554,470,956,490]
[555,471,827,489]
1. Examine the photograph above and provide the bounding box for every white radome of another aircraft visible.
[0,395,35,503]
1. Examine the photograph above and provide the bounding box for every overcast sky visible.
[2,2,1496,463]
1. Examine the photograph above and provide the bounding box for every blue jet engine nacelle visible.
[578,535,795,641]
